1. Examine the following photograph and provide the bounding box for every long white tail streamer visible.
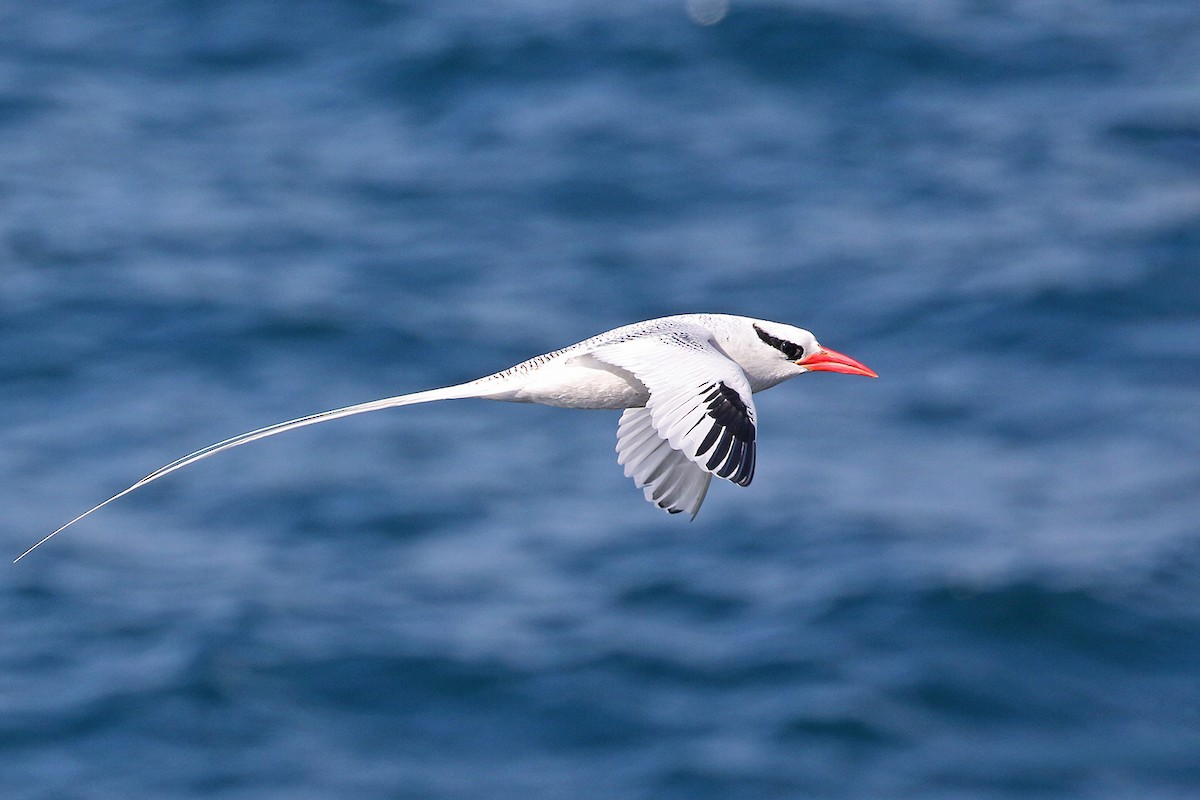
[14,382,484,563]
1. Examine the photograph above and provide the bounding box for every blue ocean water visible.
[3,0,1199,797]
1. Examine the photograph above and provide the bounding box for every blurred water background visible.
[3,1,1199,798]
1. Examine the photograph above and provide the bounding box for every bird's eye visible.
[754,325,805,360]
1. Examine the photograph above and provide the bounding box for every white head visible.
[723,317,877,389]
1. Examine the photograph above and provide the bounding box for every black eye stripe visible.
[753,324,804,359]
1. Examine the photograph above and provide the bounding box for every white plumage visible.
[16,313,876,561]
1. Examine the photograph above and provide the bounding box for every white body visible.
[17,313,875,561]
[475,314,799,408]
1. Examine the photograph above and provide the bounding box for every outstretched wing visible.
[616,408,712,517]
[590,328,757,515]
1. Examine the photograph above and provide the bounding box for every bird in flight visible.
[15,314,875,562]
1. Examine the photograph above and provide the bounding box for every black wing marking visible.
[588,328,758,490]
[696,381,756,486]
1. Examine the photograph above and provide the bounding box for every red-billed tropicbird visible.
[15,313,876,561]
